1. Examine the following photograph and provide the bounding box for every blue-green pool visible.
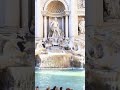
[35,69,85,90]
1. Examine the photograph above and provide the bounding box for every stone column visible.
[4,0,20,28]
[86,0,100,26]
[69,0,78,38]
[0,0,5,27]
[35,0,43,38]
[44,16,47,39]
[65,15,69,38]
[22,0,29,29]
[62,17,64,30]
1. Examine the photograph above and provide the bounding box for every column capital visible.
[64,10,70,16]
[41,11,47,16]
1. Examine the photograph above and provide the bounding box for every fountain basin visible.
[35,69,85,90]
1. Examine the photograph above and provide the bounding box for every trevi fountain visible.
[35,17,85,90]
[35,0,85,90]
[1,0,120,89]
[35,0,85,89]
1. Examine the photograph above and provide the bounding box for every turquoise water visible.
[35,69,85,90]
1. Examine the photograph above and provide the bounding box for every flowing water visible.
[35,69,85,90]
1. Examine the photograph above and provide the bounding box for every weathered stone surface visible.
[0,67,34,90]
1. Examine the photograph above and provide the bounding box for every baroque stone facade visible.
[35,0,85,39]
[35,0,85,68]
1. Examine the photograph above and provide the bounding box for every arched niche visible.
[44,0,69,12]
[42,0,70,39]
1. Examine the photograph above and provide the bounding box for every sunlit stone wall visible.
[39,54,83,68]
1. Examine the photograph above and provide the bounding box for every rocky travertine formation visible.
[35,33,85,68]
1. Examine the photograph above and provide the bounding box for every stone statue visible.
[49,17,61,38]
[78,18,85,35]
[104,0,120,21]
[35,40,46,55]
